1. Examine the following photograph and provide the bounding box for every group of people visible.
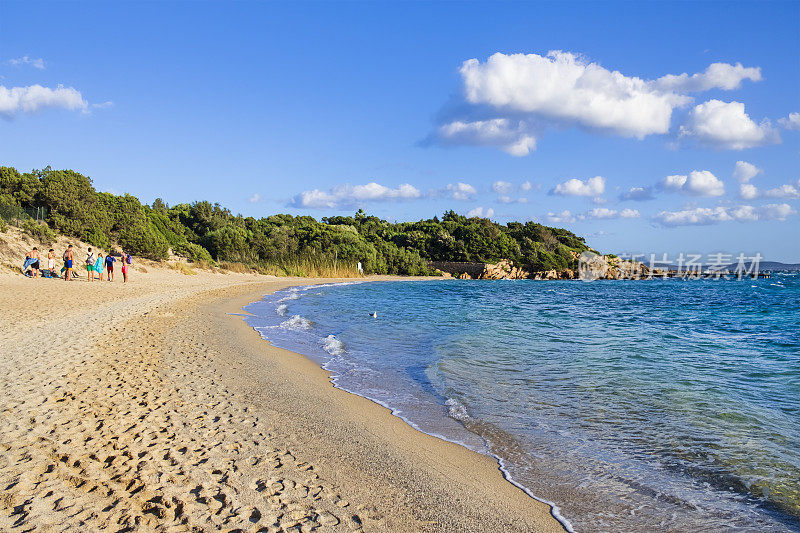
[24,244,131,282]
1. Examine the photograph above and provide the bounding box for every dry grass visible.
[167,262,197,276]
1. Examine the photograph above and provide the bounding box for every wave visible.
[279,315,312,330]
[321,334,346,356]
[276,303,288,316]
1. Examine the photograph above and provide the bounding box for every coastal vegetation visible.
[1,165,589,275]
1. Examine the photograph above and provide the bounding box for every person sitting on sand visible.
[94,253,105,282]
[86,248,96,282]
[47,249,56,273]
[105,253,116,282]
[63,245,74,281]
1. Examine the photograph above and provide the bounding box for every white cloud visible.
[437,118,537,156]
[6,55,45,69]
[654,203,796,226]
[466,206,495,218]
[546,210,576,224]
[0,84,88,119]
[653,62,761,92]
[249,193,261,203]
[658,170,724,197]
[445,182,477,201]
[291,182,422,208]
[459,51,692,139]
[733,160,761,183]
[764,180,800,199]
[583,207,640,219]
[492,180,530,203]
[620,186,654,201]
[740,183,759,200]
[680,100,779,149]
[92,101,114,109]
[492,180,514,195]
[778,112,800,131]
[550,175,605,197]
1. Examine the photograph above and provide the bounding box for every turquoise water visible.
[244,275,800,532]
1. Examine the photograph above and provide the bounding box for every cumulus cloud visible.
[437,118,537,156]
[658,170,724,197]
[582,207,640,219]
[733,160,761,183]
[466,206,494,218]
[680,100,779,149]
[6,55,45,69]
[550,175,605,197]
[654,203,796,226]
[290,182,421,208]
[546,210,576,224]
[740,183,759,200]
[249,193,261,204]
[445,182,477,201]
[764,180,800,199]
[653,62,761,92]
[459,51,693,140]
[492,180,530,203]
[620,186,655,201]
[0,84,88,119]
[778,112,800,131]
[433,52,766,155]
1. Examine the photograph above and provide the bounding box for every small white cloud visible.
[92,101,114,109]
[6,55,45,69]
[583,207,640,219]
[445,182,477,201]
[550,176,605,197]
[290,182,422,208]
[658,170,724,197]
[653,62,761,92]
[620,186,654,201]
[492,180,530,203]
[654,203,796,226]
[778,112,800,131]
[0,84,88,119]
[763,180,800,199]
[680,100,779,150]
[740,183,759,200]
[437,118,537,156]
[249,193,261,203]
[546,210,576,224]
[733,160,761,183]
[466,206,495,218]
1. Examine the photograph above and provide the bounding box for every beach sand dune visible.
[0,268,562,532]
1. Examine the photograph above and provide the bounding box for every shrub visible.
[21,219,57,244]
[172,241,214,262]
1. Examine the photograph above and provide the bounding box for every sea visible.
[243,274,800,532]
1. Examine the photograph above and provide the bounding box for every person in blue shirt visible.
[105,253,116,282]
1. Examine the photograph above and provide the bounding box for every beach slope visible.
[0,269,562,532]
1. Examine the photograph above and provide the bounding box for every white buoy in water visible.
[369,311,377,318]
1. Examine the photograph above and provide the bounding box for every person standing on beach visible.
[85,248,96,282]
[94,253,105,281]
[63,245,74,281]
[47,249,56,274]
[105,253,115,281]
[120,251,129,283]
[27,247,40,277]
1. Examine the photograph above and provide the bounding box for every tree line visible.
[0,166,589,275]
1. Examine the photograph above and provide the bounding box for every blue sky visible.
[1,1,798,261]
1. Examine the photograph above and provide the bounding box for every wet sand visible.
[0,267,563,531]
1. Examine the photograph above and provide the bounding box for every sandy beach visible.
[0,266,563,532]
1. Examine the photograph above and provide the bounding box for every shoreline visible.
[0,270,564,531]
[241,280,575,532]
